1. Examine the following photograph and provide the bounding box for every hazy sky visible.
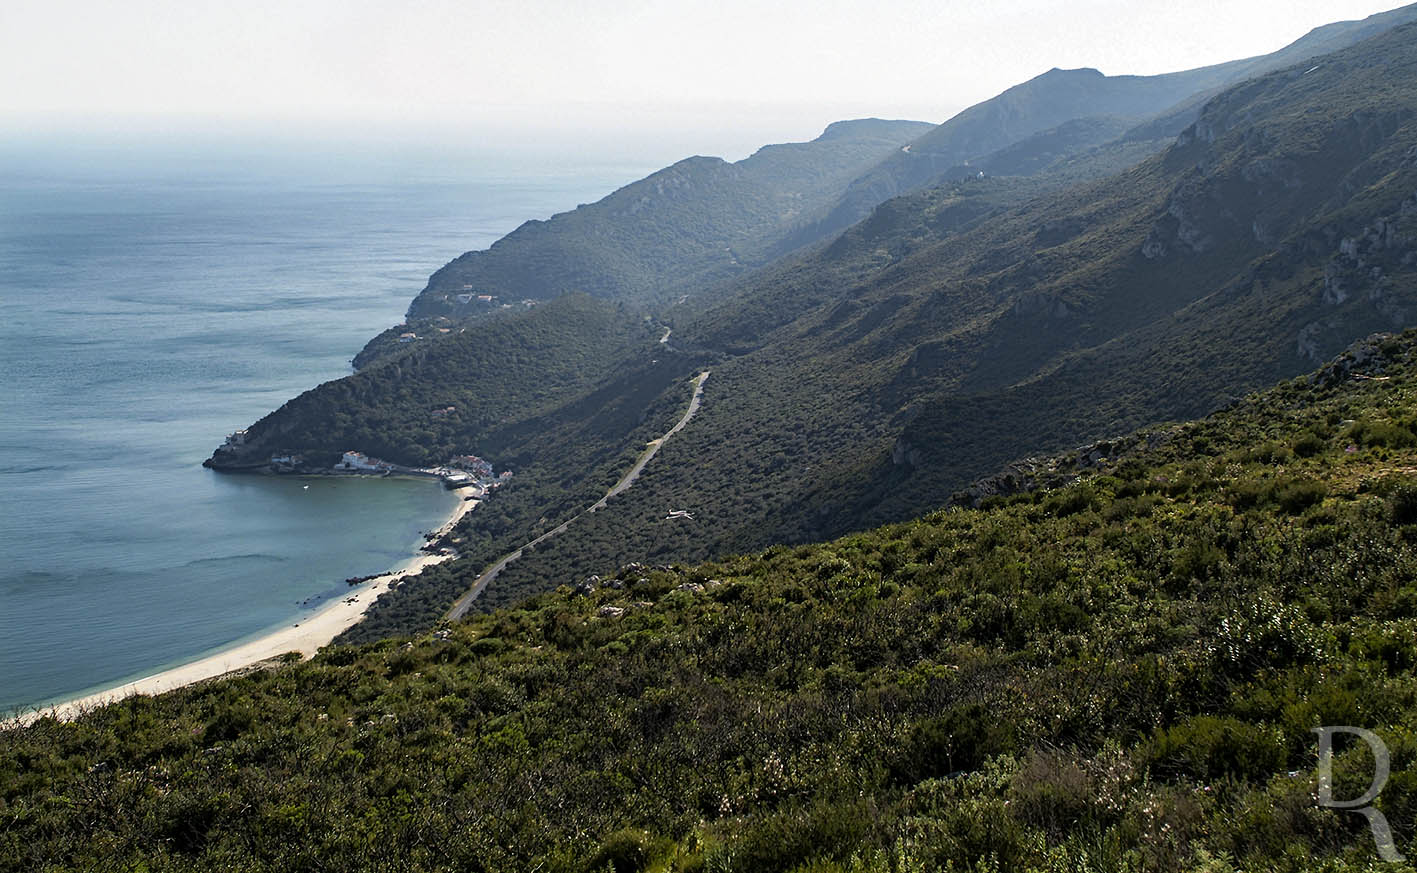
[2,0,1410,159]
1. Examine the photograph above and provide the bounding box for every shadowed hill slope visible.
[463,20,1417,609]
[401,119,932,320]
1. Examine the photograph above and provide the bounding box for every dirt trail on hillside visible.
[446,370,709,620]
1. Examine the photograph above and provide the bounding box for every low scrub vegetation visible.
[10,334,1417,870]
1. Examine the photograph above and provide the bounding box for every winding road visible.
[446,370,709,620]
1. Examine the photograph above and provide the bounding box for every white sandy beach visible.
[10,494,480,727]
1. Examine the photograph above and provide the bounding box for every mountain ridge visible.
[399,117,932,324]
[808,2,1417,240]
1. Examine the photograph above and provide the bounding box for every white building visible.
[338,451,387,472]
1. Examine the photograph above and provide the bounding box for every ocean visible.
[0,141,649,712]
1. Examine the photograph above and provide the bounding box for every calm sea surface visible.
[0,145,647,711]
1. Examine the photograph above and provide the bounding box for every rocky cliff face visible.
[1144,103,1416,265]
[1293,187,1417,360]
[1322,189,1417,307]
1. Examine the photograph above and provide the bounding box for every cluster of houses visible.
[455,285,496,305]
[448,454,494,478]
[332,449,512,494]
[434,454,511,493]
[438,288,539,310]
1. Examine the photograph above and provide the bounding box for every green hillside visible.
[15,333,1417,871]
[207,294,661,470]
[456,20,1417,612]
[400,119,932,321]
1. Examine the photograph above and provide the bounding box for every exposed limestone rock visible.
[1142,179,1218,259]
[1141,235,1168,259]
[1241,157,1302,191]
[892,437,924,468]
[1012,290,1072,319]
[1319,196,1416,319]
[946,432,1174,508]
[1310,332,1405,386]
[1297,321,1332,362]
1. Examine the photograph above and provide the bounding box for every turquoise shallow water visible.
[0,144,647,711]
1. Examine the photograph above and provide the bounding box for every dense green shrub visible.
[1276,478,1327,514]
[1293,431,1326,457]
[585,829,655,873]
[1390,482,1417,525]
[1347,418,1417,449]
[894,704,1018,783]
[1145,716,1287,782]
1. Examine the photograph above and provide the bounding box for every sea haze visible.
[0,138,649,711]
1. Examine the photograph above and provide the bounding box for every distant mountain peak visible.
[1038,66,1105,79]
[816,118,934,141]
[663,155,730,171]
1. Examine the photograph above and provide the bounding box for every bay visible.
[0,143,648,711]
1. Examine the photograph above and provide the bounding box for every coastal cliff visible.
[201,294,660,472]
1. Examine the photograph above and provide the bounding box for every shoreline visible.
[7,493,479,728]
